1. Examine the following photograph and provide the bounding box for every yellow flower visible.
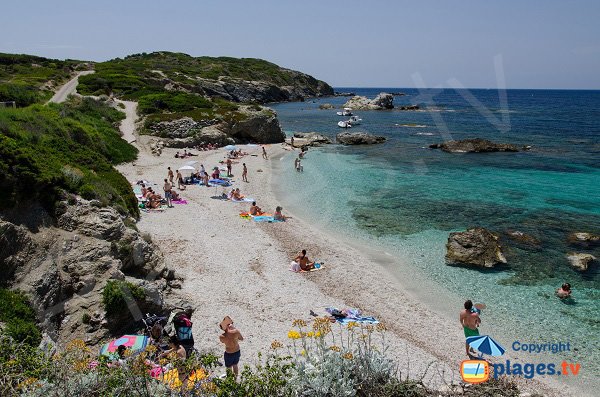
[365,324,374,333]
[329,345,341,352]
[300,349,306,356]
[145,345,158,353]
[74,359,89,372]
[271,340,284,349]
[346,321,358,330]
[306,331,314,338]
[287,330,301,339]
[17,377,38,390]
[376,323,387,332]
[315,331,322,338]
[292,319,307,327]
[342,352,354,360]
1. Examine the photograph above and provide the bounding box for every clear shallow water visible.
[271,88,600,384]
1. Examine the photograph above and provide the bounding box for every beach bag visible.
[174,315,193,342]
[290,261,301,272]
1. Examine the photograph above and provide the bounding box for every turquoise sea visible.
[270,88,600,384]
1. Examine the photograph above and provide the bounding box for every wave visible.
[395,123,427,128]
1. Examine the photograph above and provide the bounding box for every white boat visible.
[337,120,352,128]
[336,107,353,116]
[347,115,362,125]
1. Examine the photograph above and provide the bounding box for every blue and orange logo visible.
[460,360,489,383]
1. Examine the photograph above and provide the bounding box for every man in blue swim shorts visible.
[219,316,244,379]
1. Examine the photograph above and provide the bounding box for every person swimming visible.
[556,283,572,299]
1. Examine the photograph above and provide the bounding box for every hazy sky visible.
[2,1,599,89]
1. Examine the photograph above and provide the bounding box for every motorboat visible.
[337,120,352,128]
[347,115,362,125]
[336,107,353,116]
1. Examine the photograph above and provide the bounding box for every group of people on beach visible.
[174,150,198,158]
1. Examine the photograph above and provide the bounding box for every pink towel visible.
[172,199,188,204]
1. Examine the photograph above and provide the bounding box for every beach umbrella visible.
[99,335,149,357]
[223,145,237,151]
[466,335,505,356]
[178,165,195,176]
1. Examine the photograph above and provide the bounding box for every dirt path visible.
[115,100,138,143]
[47,70,95,104]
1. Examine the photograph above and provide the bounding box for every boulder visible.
[567,232,600,247]
[293,132,332,146]
[343,92,394,110]
[567,253,596,272]
[370,93,394,109]
[429,138,521,153]
[336,132,386,145]
[224,105,286,143]
[318,103,335,109]
[446,227,507,268]
[397,105,420,110]
[57,199,125,241]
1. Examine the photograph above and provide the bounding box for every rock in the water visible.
[429,138,521,153]
[505,230,541,247]
[567,253,596,272]
[293,132,332,146]
[446,227,507,268]
[397,105,420,110]
[343,92,394,110]
[318,103,335,109]
[336,132,387,145]
[568,232,600,247]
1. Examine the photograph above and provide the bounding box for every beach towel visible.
[324,307,379,324]
[253,216,284,223]
[209,179,231,187]
[290,262,324,272]
[172,199,188,205]
[231,197,255,203]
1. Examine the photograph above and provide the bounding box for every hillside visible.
[0,53,86,106]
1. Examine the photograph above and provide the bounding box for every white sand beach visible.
[116,135,582,396]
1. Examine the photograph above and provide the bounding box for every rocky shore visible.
[429,138,524,153]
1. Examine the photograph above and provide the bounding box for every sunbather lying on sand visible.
[290,249,315,272]
[249,202,263,216]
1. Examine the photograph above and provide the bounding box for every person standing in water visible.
[459,300,481,357]
[242,163,248,182]
[219,316,244,379]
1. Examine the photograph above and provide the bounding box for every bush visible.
[101,280,146,316]
[0,289,41,346]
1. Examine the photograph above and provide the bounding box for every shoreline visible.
[117,139,580,396]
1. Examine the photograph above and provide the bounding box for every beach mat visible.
[231,197,254,203]
[325,307,379,324]
[290,263,324,273]
[253,216,284,223]
[172,199,188,205]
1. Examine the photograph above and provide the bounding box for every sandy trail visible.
[115,100,138,143]
[47,70,94,104]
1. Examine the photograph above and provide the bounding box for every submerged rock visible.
[446,227,507,268]
[504,230,541,247]
[567,253,596,272]
[343,92,394,110]
[318,103,335,109]
[568,232,600,247]
[336,132,387,145]
[293,132,332,146]
[429,138,521,153]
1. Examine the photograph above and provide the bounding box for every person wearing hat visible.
[219,316,244,379]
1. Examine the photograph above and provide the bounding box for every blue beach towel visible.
[252,216,284,223]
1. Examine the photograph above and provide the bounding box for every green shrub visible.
[0,98,138,216]
[0,83,40,107]
[101,280,146,315]
[0,288,41,346]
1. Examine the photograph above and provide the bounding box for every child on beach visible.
[219,316,243,379]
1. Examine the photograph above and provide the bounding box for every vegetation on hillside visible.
[0,289,41,346]
[0,97,138,216]
[77,51,329,129]
[0,53,83,106]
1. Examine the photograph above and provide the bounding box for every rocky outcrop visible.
[223,105,285,143]
[336,132,387,145]
[567,253,596,272]
[188,75,333,104]
[446,227,507,268]
[145,105,284,146]
[334,91,356,97]
[319,103,335,109]
[1,198,180,346]
[397,105,420,110]
[568,232,600,247]
[293,132,332,147]
[343,93,394,110]
[429,138,521,153]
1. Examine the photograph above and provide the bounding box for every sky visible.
[1,0,599,89]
